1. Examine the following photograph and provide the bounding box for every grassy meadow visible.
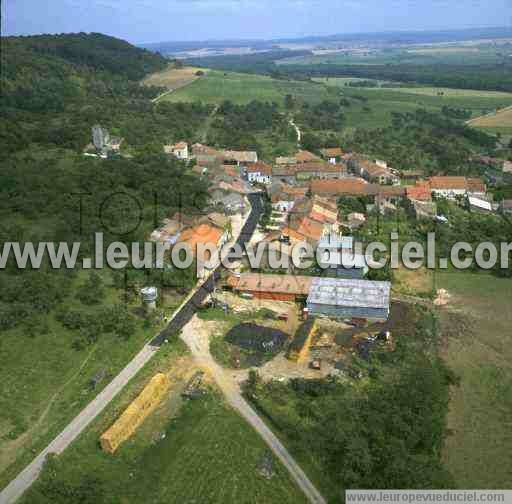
[317,79,512,129]
[150,64,512,131]
[21,350,307,504]
[437,272,512,488]
[0,269,185,491]
[161,70,331,106]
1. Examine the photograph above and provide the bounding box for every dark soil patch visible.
[222,323,290,368]
[226,323,289,353]
[334,302,418,346]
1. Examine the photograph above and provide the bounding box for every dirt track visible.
[180,315,326,504]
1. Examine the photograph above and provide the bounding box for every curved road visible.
[181,316,326,504]
[290,118,302,145]
[0,193,325,504]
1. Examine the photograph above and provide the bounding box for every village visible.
[85,128,507,384]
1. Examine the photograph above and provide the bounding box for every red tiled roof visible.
[369,185,406,197]
[310,178,368,196]
[309,209,336,224]
[321,147,344,158]
[467,178,486,194]
[177,224,223,255]
[429,176,486,193]
[246,161,272,176]
[233,273,313,296]
[295,150,322,163]
[429,176,467,190]
[407,182,432,201]
[290,217,324,242]
[295,162,345,174]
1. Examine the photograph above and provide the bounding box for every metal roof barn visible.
[306,277,391,321]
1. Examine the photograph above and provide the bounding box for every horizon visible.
[138,24,512,47]
[3,0,512,45]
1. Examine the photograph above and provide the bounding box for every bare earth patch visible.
[142,66,208,91]
[467,106,512,128]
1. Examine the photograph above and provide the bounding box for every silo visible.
[140,286,158,312]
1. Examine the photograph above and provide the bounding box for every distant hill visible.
[5,32,168,80]
[1,33,168,112]
[141,26,512,57]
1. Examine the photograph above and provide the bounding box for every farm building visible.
[232,273,313,301]
[468,196,493,214]
[306,277,391,321]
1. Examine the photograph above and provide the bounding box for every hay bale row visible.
[100,373,170,454]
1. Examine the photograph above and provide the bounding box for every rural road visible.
[466,104,512,125]
[290,118,302,145]
[0,194,261,504]
[151,88,174,103]
[181,316,326,504]
[0,344,159,504]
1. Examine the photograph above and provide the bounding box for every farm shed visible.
[306,277,391,321]
[232,273,313,301]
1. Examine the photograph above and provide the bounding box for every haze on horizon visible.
[2,0,512,45]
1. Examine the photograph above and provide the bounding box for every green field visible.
[0,270,185,491]
[321,79,512,113]
[368,87,512,99]
[312,80,512,129]
[437,272,512,488]
[21,358,307,504]
[161,70,331,106]
[278,46,509,67]
[158,69,512,131]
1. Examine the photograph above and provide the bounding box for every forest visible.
[343,109,496,174]
[1,34,213,156]
[0,34,212,342]
[244,307,456,500]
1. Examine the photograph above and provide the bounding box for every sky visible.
[2,0,512,44]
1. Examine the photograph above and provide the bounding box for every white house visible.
[164,141,189,160]
[429,176,486,200]
[245,162,272,185]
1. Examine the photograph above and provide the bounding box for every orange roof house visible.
[246,161,272,176]
[283,217,324,244]
[429,176,486,195]
[232,273,313,301]
[320,147,344,159]
[429,176,468,190]
[406,182,432,201]
[295,150,323,164]
[177,224,224,257]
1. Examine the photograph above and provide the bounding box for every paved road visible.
[181,317,326,504]
[0,194,263,504]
